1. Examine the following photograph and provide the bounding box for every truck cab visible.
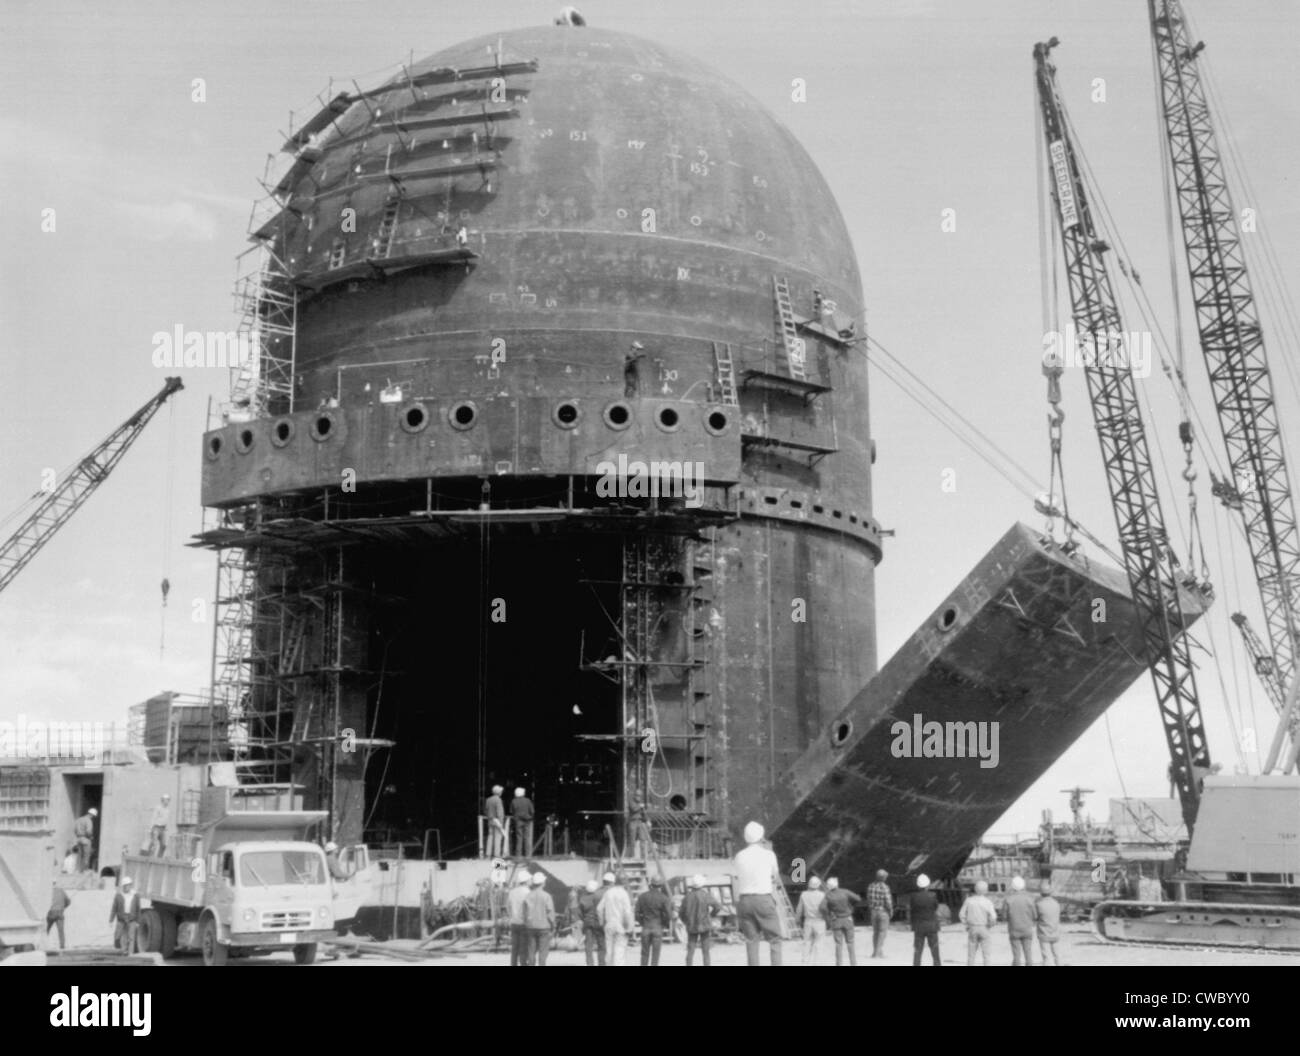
[194,839,335,962]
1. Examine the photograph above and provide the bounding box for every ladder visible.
[772,275,806,381]
[773,881,800,940]
[374,197,400,259]
[712,342,739,406]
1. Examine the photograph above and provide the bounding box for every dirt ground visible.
[306,923,1292,967]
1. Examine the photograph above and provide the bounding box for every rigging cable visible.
[160,397,177,660]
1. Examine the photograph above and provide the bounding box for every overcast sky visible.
[2,0,1297,837]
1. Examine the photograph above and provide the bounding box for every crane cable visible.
[864,337,1122,566]
[1036,74,1074,549]
[1057,92,1218,589]
[159,397,176,660]
[1150,36,1211,584]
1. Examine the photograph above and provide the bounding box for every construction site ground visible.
[47,924,1291,967]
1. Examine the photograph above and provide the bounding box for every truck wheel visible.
[138,909,163,954]
[201,919,229,966]
[292,943,317,965]
[159,910,178,958]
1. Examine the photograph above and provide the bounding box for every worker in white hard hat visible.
[74,807,97,873]
[510,786,535,858]
[1002,874,1038,966]
[577,878,605,966]
[1036,880,1063,966]
[110,876,141,955]
[822,876,862,966]
[484,784,507,858]
[323,840,352,881]
[795,876,829,965]
[733,820,783,966]
[597,871,634,966]
[908,873,941,966]
[958,879,998,966]
[522,872,556,965]
[507,870,533,966]
[679,875,719,966]
[148,793,172,857]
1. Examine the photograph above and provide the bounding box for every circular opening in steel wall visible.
[937,606,958,632]
[449,401,477,430]
[235,428,255,454]
[656,406,679,431]
[669,794,687,811]
[831,720,852,747]
[271,419,294,447]
[206,435,223,459]
[401,404,429,433]
[603,402,631,430]
[553,401,580,428]
[310,414,334,441]
[706,410,729,434]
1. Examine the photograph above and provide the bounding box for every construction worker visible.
[74,808,96,873]
[866,869,893,957]
[484,784,507,858]
[577,879,606,965]
[1003,875,1038,966]
[109,876,141,955]
[794,876,828,964]
[510,786,534,858]
[324,841,353,880]
[822,877,861,965]
[148,794,171,857]
[958,880,998,966]
[733,820,782,966]
[507,871,532,966]
[679,875,719,966]
[1036,880,1063,966]
[597,871,634,966]
[522,872,556,965]
[635,875,673,966]
[47,883,70,951]
[908,874,941,966]
[627,796,652,860]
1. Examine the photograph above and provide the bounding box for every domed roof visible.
[277,24,861,306]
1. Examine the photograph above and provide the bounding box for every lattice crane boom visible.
[0,377,184,595]
[1149,0,1300,763]
[1033,39,1212,831]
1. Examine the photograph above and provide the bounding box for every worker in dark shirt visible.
[577,879,606,966]
[634,876,674,966]
[909,873,942,966]
[822,877,862,966]
[47,884,71,950]
[510,787,535,858]
[679,875,720,966]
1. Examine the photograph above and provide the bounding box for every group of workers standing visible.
[958,875,1062,966]
[794,870,895,964]
[509,870,723,966]
[484,784,535,858]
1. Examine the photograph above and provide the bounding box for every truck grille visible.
[260,910,313,930]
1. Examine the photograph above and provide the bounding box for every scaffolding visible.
[582,528,722,852]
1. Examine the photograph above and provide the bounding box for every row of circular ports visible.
[208,400,734,458]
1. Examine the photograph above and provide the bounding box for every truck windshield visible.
[238,851,326,887]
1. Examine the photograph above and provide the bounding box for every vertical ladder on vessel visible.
[712,342,739,406]
[772,275,806,381]
[773,879,799,940]
[374,197,400,259]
